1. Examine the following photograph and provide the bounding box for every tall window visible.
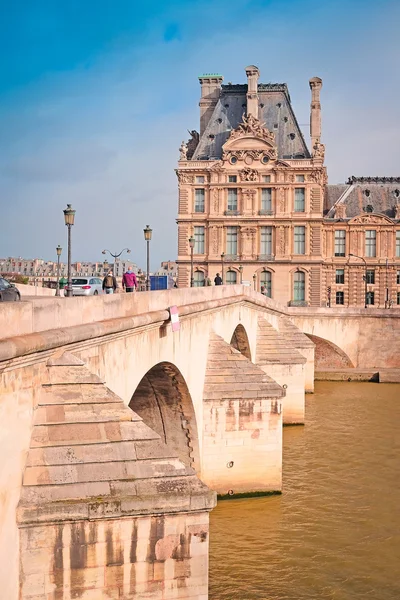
[336,291,344,305]
[194,226,205,254]
[366,291,375,305]
[294,188,305,212]
[261,271,272,297]
[365,230,376,257]
[194,189,205,213]
[294,226,305,254]
[261,188,272,211]
[228,175,237,183]
[227,189,238,211]
[334,230,346,256]
[336,269,345,284]
[396,231,400,257]
[397,270,400,285]
[293,271,305,301]
[260,227,272,255]
[366,270,375,284]
[226,270,237,285]
[193,271,205,287]
[226,227,238,255]
[397,292,400,305]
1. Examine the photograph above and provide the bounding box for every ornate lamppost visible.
[349,253,367,308]
[63,204,76,297]
[143,225,152,291]
[253,273,257,291]
[55,245,62,297]
[221,252,225,284]
[239,264,243,284]
[102,248,131,276]
[189,235,195,287]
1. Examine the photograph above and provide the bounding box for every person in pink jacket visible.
[122,268,137,293]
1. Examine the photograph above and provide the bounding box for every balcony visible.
[259,210,274,216]
[223,255,239,261]
[288,300,309,307]
[257,255,275,261]
[224,210,241,216]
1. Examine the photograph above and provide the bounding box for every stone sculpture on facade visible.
[179,141,188,160]
[312,140,325,160]
[239,168,258,182]
[186,130,200,159]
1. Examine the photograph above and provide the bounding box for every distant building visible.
[176,65,400,307]
[0,257,139,280]
[154,261,178,281]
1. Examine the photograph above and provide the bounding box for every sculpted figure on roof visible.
[179,141,188,160]
[229,113,275,144]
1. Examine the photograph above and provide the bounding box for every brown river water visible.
[209,382,400,600]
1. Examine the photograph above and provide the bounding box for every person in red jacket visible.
[122,267,137,293]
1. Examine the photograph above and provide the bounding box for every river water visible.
[209,382,400,600]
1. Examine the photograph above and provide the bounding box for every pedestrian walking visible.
[102,270,117,294]
[214,273,222,286]
[122,267,137,293]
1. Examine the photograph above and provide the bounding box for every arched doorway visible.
[129,362,200,472]
[230,324,251,360]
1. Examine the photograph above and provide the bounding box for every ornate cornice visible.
[349,213,395,225]
[346,176,400,184]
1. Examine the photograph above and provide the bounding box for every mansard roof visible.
[193,83,310,161]
[325,177,400,220]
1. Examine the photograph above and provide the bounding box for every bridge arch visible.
[230,323,252,360]
[306,334,354,368]
[129,362,200,472]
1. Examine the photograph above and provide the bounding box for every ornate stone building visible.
[176,65,400,307]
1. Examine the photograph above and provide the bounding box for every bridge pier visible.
[201,334,284,496]
[256,318,307,424]
[17,353,216,600]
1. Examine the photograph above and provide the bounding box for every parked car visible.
[66,277,103,296]
[0,277,21,301]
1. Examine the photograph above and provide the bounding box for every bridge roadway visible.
[1,285,399,600]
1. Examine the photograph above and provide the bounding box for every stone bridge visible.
[1,286,398,600]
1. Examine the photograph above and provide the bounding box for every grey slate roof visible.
[325,179,400,219]
[193,84,310,160]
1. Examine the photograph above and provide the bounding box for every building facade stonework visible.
[176,65,400,308]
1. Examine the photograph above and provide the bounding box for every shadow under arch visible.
[306,334,354,369]
[230,324,251,361]
[129,362,200,473]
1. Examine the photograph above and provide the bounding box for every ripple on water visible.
[209,382,400,600]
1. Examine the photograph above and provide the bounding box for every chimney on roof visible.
[309,76,323,148]
[198,74,224,137]
[245,65,260,119]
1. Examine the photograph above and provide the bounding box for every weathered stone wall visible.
[289,308,400,368]
[19,512,210,600]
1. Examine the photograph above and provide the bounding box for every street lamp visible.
[349,253,367,308]
[253,273,257,291]
[55,245,62,297]
[221,252,225,284]
[143,225,152,291]
[63,204,76,297]
[102,248,131,276]
[188,236,195,287]
[239,264,243,284]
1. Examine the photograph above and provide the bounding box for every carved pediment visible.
[223,114,276,151]
[349,213,394,225]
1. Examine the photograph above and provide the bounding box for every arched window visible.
[193,271,205,287]
[226,270,237,285]
[260,271,272,297]
[293,271,305,302]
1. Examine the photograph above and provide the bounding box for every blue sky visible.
[1,0,399,269]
